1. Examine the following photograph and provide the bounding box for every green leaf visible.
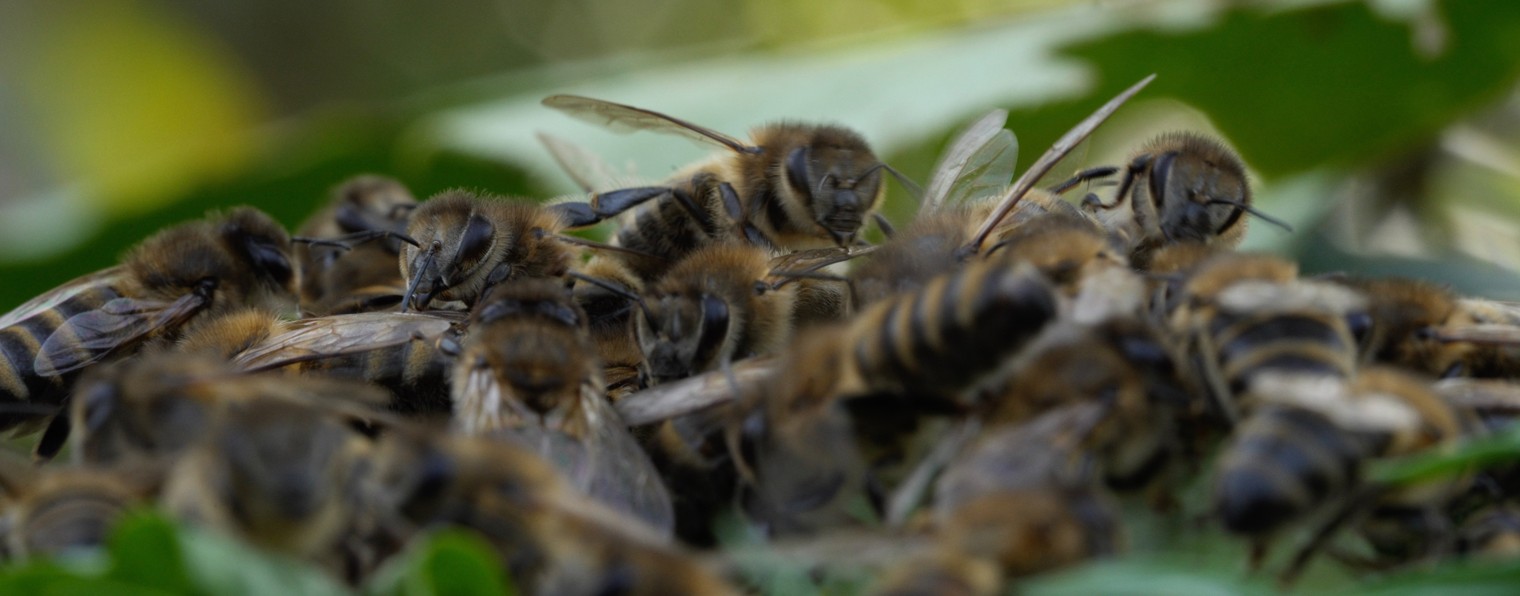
[1355,560,1520,596]
[367,530,514,596]
[104,512,193,594]
[177,526,350,596]
[1370,425,1520,487]
[1055,0,1520,178]
[1023,556,1273,596]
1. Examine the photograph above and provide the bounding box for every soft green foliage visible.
[368,531,516,596]
[0,514,509,596]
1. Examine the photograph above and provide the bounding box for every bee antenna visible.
[1207,199,1294,232]
[566,271,656,321]
[401,241,440,313]
[875,163,923,203]
[552,234,668,262]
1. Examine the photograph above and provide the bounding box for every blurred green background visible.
[2,0,1520,312]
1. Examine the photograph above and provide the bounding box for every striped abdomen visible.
[14,481,136,557]
[850,262,1056,401]
[1214,405,1371,536]
[1210,311,1357,397]
[0,284,123,430]
[302,338,451,416]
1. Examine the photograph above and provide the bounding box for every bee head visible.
[780,127,884,247]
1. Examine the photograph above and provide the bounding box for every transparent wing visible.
[921,110,1016,214]
[535,131,642,193]
[233,312,457,372]
[0,267,125,329]
[542,94,758,155]
[35,292,208,376]
[578,385,676,533]
[614,357,774,426]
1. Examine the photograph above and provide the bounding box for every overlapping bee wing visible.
[232,312,459,372]
[35,291,210,377]
[543,94,759,155]
[921,109,1017,215]
[0,267,126,330]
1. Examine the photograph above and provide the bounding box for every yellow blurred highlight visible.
[17,0,265,214]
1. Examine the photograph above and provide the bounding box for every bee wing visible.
[1436,378,1520,415]
[35,291,210,377]
[536,131,643,193]
[233,313,457,372]
[764,247,878,289]
[1432,324,1520,345]
[542,94,759,155]
[1459,298,1520,325]
[921,110,1016,214]
[968,74,1155,253]
[614,358,775,426]
[479,380,675,532]
[0,267,126,329]
[578,385,676,532]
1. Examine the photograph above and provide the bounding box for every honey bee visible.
[867,552,1003,596]
[366,432,734,595]
[1181,273,1371,423]
[294,175,419,315]
[1457,504,1520,560]
[161,396,372,569]
[542,94,899,263]
[1338,277,1520,379]
[571,257,648,401]
[0,461,159,559]
[451,279,674,533]
[1079,132,1291,265]
[850,107,1121,307]
[0,207,300,435]
[936,487,1122,580]
[176,308,463,417]
[635,244,797,386]
[1212,368,1477,579]
[734,262,1060,534]
[63,351,390,466]
[399,191,582,311]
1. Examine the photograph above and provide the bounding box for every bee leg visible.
[294,229,421,250]
[33,412,70,463]
[546,201,605,228]
[1280,487,1379,587]
[592,186,672,217]
[872,213,896,240]
[1083,156,1151,212]
[1050,166,1119,195]
[1188,326,1239,425]
[552,234,667,262]
[718,182,777,250]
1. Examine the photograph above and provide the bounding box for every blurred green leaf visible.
[105,513,192,594]
[1370,425,1520,487]
[367,531,514,596]
[1049,0,1520,178]
[178,525,349,596]
[1023,556,1272,596]
[1356,560,1520,596]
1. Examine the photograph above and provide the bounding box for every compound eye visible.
[786,146,813,197]
[240,234,294,285]
[455,213,496,273]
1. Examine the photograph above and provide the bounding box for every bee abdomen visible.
[16,490,131,556]
[1215,314,1355,393]
[0,287,119,417]
[856,264,1056,398]
[1215,406,1366,536]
